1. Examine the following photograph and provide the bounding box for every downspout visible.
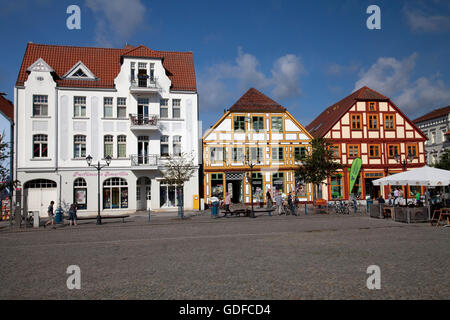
[10,88,17,227]
[55,87,60,208]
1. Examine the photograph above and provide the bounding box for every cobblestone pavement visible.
[0,210,448,299]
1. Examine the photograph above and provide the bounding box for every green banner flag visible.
[349,157,362,193]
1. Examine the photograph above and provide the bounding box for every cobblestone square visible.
[0,212,448,299]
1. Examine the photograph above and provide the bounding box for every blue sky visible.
[0,0,449,139]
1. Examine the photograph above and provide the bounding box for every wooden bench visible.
[220,203,250,216]
[77,214,130,223]
[314,199,328,214]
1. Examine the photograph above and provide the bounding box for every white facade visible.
[415,114,450,165]
[14,53,200,217]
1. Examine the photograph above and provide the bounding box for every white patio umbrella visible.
[372,166,450,187]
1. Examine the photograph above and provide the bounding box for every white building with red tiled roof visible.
[13,43,200,216]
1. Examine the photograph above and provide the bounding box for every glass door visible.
[138,136,149,164]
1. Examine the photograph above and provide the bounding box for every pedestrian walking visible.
[266,190,273,210]
[393,188,400,206]
[275,192,284,215]
[68,203,78,226]
[288,192,297,216]
[44,201,55,229]
[224,192,231,218]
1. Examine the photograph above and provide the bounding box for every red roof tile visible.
[306,86,388,138]
[228,88,286,112]
[413,105,450,123]
[0,93,13,121]
[16,43,197,92]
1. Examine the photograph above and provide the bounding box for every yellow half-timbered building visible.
[202,88,313,205]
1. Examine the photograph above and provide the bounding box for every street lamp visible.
[86,155,112,225]
[395,152,414,171]
[394,152,414,203]
[245,153,255,218]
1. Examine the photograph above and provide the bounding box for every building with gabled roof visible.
[14,43,200,216]
[306,86,427,201]
[202,88,314,206]
[413,106,450,165]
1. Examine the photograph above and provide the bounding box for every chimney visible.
[124,43,134,50]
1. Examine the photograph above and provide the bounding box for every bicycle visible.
[333,200,350,214]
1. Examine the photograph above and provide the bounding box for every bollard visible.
[33,211,40,228]
[353,199,357,214]
[148,208,151,223]
[304,202,308,215]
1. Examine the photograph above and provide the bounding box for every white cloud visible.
[404,3,450,32]
[354,53,450,115]
[271,54,304,99]
[198,48,304,111]
[85,0,147,46]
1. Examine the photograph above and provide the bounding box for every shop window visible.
[330,175,343,199]
[272,172,285,193]
[211,173,224,200]
[103,178,128,209]
[73,178,87,210]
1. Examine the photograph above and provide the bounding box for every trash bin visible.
[210,197,219,217]
[55,207,64,224]
[33,211,40,228]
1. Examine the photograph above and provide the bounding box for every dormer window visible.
[72,68,88,78]
[63,61,97,80]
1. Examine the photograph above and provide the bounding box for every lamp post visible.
[395,152,414,203]
[86,155,111,225]
[245,154,255,218]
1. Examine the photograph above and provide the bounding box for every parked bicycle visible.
[333,200,350,214]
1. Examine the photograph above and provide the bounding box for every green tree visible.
[295,137,343,200]
[435,149,450,170]
[0,132,11,192]
[161,152,197,218]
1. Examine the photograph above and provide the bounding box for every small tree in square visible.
[161,152,197,218]
[295,137,343,201]
[0,132,13,192]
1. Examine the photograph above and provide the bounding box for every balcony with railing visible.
[129,114,159,130]
[130,154,159,169]
[129,75,160,93]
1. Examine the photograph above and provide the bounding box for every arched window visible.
[24,179,56,189]
[103,178,128,209]
[73,178,87,210]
